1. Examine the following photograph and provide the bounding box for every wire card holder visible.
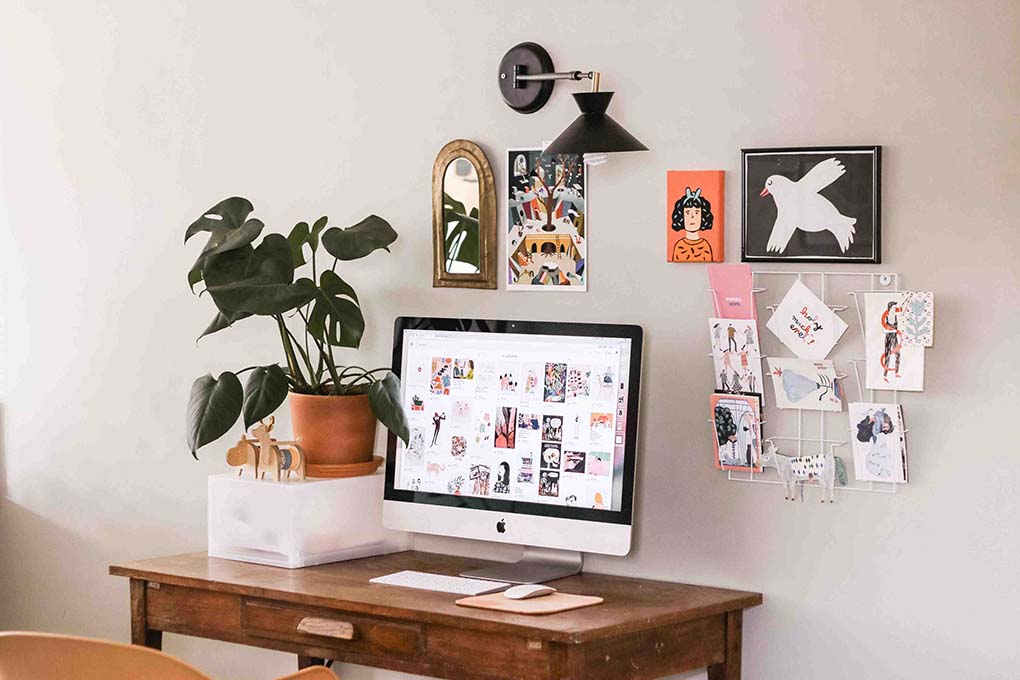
[709,271,908,499]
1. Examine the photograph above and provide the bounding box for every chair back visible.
[278,667,338,680]
[0,632,211,680]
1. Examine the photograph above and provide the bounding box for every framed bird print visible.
[741,146,881,263]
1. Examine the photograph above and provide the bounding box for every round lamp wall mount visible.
[497,42,648,155]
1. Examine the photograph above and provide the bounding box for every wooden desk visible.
[110,552,761,680]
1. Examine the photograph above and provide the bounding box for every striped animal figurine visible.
[250,417,306,482]
[762,441,847,503]
[225,417,305,481]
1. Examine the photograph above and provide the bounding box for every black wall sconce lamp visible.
[498,42,648,156]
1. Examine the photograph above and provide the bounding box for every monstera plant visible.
[184,196,409,472]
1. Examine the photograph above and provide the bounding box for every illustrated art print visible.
[667,170,724,263]
[709,317,764,395]
[711,393,763,472]
[901,291,934,347]
[507,148,587,290]
[864,293,925,391]
[849,402,908,483]
[766,358,843,411]
[742,146,881,263]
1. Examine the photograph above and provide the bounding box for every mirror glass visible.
[442,157,481,274]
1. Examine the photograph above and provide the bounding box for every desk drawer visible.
[241,600,421,660]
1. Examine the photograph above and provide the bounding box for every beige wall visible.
[2,1,1019,678]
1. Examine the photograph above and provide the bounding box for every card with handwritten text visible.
[765,280,847,360]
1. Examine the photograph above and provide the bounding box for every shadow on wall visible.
[0,403,6,497]
[0,500,121,637]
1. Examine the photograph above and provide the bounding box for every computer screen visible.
[385,318,641,530]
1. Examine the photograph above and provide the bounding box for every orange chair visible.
[0,632,336,680]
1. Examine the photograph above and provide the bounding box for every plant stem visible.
[343,366,389,387]
[336,365,368,384]
[296,308,325,387]
[275,315,307,388]
[286,325,317,386]
[306,248,317,377]
[323,338,343,394]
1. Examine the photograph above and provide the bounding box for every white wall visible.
[2,1,1019,678]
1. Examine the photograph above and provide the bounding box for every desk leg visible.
[298,656,327,669]
[129,579,163,651]
[707,610,742,680]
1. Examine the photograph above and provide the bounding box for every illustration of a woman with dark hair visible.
[671,186,715,262]
[494,462,510,494]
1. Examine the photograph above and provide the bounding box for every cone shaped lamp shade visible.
[543,92,648,155]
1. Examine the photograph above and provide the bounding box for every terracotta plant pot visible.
[289,392,379,478]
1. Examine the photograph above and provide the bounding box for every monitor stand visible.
[460,546,583,584]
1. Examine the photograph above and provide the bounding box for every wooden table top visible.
[110,551,762,644]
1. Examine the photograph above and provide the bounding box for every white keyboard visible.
[369,570,510,596]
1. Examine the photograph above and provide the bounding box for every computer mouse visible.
[503,584,557,600]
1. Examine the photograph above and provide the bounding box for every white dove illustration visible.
[760,158,857,253]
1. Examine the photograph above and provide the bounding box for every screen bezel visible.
[384,316,643,526]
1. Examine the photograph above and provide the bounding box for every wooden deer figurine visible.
[250,416,306,482]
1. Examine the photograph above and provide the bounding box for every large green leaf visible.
[321,215,397,261]
[307,298,361,347]
[200,218,265,256]
[209,276,317,316]
[188,218,265,291]
[242,364,290,430]
[320,268,359,304]
[310,215,328,252]
[185,197,254,242]
[369,372,409,445]
[307,270,364,347]
[204,234,316,315]
[287,221,310,268]
[186,372,243,458]
[197,309,253,342]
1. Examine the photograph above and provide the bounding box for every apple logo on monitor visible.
[496,519,506,534]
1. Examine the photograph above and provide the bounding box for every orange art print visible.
[666,170,724,263]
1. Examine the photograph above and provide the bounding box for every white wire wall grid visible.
[708,271,909,499]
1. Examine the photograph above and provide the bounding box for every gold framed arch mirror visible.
[432,140,496,289]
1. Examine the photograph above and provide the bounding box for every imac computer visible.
[383,317,642,583]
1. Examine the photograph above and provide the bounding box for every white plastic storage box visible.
[208,470,409,568]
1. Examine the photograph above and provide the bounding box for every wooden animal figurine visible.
[762,441,847,503]
[250,417,306,481]
[226,436,261,478]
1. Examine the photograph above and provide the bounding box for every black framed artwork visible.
[742,146,881,263]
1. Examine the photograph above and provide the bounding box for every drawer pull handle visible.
[296,617,355,640]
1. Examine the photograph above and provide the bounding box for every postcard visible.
[709,317,764,394]
[765,280,847,360]
[849,402,907,483]
[711,393,763,472]
[766,358,842,411]
[864,293,925,391]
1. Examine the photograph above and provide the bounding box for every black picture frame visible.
[741,146,881,263]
